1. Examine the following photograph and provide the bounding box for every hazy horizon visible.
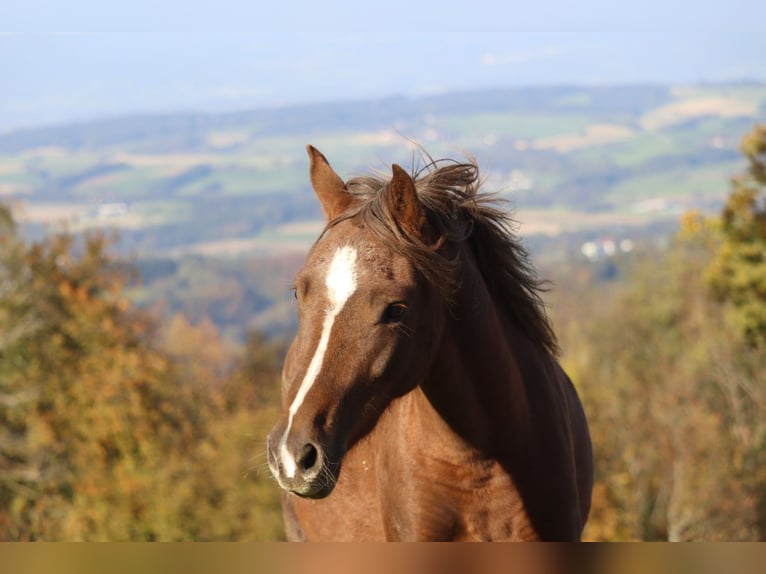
[2,0,765,133]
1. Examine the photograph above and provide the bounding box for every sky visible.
[1,0,765,132]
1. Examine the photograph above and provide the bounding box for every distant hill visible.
[2,83,763,259]
[3,82,764,338]
[0,85,676,152]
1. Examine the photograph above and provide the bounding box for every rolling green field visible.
[3,82,758,341]
[0,83,763,260]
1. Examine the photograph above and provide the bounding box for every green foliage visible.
[0,210,284,540]
[706,125,766,346]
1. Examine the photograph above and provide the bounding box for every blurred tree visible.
[563,231,765,541]
[556,126,766,539]
[707,124,766,346]
[149,325,285,541]
[223,331,285,411]
[0,225,190,539]
[0,207,284,540]
[0,203,38,537]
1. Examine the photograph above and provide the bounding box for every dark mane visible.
[329,157,559,356]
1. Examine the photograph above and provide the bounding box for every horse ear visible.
[389,164,428,239]
[307,145,353,220]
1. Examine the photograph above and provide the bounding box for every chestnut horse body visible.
[266,146,593,541]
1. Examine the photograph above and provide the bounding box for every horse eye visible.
[381,302,408,323]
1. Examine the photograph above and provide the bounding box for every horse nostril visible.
[298,443,319,473]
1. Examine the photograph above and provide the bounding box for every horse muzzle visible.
[266,431,339,499]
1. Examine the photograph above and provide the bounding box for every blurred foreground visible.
[1,543,766,574]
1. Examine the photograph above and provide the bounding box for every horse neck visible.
[418,246,539,455]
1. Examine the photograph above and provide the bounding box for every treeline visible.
[0,209,285,540]
[132,253,303,342]
[556,125,766,540]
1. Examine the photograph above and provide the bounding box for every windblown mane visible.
[327,157,559,356]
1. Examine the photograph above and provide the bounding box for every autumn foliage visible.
[559,125,766,540]
[0,212,283,540]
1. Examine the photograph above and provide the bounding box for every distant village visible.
[580,237,635,260]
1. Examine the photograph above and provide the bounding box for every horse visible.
[266,145,593,541]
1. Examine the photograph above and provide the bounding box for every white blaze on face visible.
[279,245,358,478]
